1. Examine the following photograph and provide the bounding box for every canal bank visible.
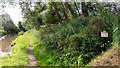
[0,35,18,56]
[0,32,29,68]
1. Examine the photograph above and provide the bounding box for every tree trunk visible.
[66,2,76,19]
[61,2,68,20]
[74,2,81,16]
[82,2,88,17]
[51,2,62,22]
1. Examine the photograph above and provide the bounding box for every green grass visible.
[0,32,29,68]
[27,29,60,66]
[27,29,43,66]
[18,31,24,36]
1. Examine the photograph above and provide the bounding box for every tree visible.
[61,2,68,20]
[51,2,62,22]
[1,14,18,35]
[19,2,31,15]
[18,21,26,32]
[23,2,46,30]
[74,2,81,16]
[43,2,59,24]
[82,2,88,17]
[2,20,18,34]
[65,2,77,19]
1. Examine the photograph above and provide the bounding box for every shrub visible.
[30,14,116,66]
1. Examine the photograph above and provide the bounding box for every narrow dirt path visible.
[27,35,38,66]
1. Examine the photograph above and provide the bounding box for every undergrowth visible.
[27,14,118,66]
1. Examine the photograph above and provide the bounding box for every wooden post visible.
[101,30,108,51]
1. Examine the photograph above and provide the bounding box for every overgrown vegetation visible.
[27,12,118,66]
[0,14,18,36]
[0,1,119,67]
[0,32,29,67]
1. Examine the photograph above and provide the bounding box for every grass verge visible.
[27,29,43,66]
[0,32,29,68]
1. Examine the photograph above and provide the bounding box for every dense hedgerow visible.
[28,14,118,66]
